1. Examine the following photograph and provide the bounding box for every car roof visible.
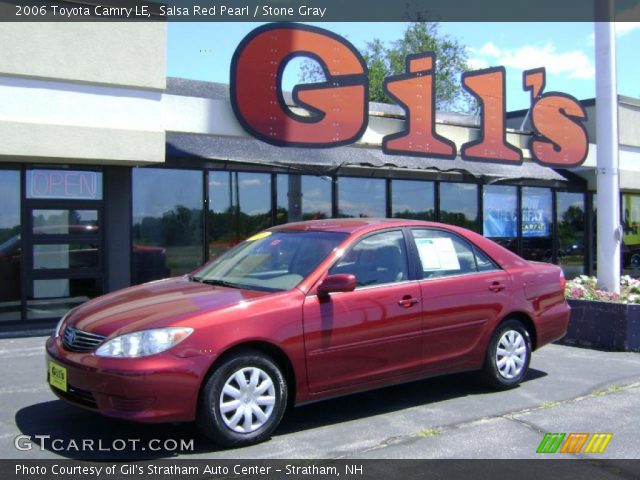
[269,218,442,234]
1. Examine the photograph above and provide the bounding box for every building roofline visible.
[507,95,640,118]
[166,76,480,127]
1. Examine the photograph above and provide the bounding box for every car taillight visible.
[559,270,566,290]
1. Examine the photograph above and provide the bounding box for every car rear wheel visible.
[482,319,531,390]
[197,350,287,447]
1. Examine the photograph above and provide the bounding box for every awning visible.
[166,132,569,183]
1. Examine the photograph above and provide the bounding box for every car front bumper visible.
[45,336,213,423]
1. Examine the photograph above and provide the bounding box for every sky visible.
[167,22,640,111]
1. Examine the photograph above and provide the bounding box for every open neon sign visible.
[27,170,101,200]
[231,23,589,168]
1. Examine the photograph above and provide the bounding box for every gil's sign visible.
[230,23,589,167]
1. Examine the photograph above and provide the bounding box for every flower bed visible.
[561,276,640,351]
[565,275,640,304]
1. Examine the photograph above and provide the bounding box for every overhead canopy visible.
[166,132,569,184]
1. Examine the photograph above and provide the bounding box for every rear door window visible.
[410,229,498,278]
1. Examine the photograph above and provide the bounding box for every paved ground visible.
[1,335,639,460]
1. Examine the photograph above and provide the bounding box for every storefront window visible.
[622,193,640,276]
[0,170,21,322]
[208,172,236,258]
[521,187,553,263]
[237,172,272,239]
[556,192,586,279]
[276,175,331,224]
[27,278,103,321]
[392,180,435,221]
[132,168,203,284]
[208,172,272,259]
[591,193,597,276]
[338,177,386,218]
[483,185,517,252]
[440,182,478,231]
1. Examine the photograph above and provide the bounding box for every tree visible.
[299,22,475,112]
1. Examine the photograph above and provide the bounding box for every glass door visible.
[24,169,104,321]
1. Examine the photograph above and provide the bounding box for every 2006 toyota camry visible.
[46,219,569,447]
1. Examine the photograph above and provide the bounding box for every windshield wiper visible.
[198,279,243,289]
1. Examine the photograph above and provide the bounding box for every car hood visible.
[67,277,271,337]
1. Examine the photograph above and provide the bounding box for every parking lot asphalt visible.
[1,335,639,460]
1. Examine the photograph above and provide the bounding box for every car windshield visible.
[191,230,348,292]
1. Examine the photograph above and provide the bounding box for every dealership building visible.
[1,23,639,330]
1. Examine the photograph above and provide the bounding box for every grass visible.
[592,384,625,397]
[417,428,443,437]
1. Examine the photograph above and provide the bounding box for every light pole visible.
[594,13,621,293]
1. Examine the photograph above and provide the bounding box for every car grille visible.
[62,326,106,353]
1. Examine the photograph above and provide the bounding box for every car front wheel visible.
[197,350,288,447]
[483,320,531,390]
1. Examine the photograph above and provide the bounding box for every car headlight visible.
[95,327,194,358]
[54,310,73,338]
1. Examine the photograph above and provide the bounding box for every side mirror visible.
[317,274,357,296]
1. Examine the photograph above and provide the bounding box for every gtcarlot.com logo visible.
[14,435,195,452]
[536,432,613,454]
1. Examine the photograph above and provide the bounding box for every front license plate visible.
[48,361,67,392]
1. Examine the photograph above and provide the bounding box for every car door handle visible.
[489,282,506,292]
[398,296,420,308]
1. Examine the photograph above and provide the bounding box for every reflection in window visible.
[440,183,478,231]
[329,230,408,286]
[483,185,517,252]
[208,172,235,258]
[276,175,331,224]
[557,192,585,279]
[592,193,597,277]
[132,168,202,284]
[622,193,640,276]
[27,278,102,321]
[0,170,21,322]
[32,210,98,235]
[521,187,552,263]
[238,173,272,239]
[196,231,346,292]
[338,177,385,218]
[208,172,272,259]
[392,180,435,220]
[33,244,100,270]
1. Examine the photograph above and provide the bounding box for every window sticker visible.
[415,237,461,271]
[246,231,272,242]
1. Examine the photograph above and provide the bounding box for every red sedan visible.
[46,219,569,447]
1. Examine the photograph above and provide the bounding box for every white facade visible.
[0,23,166,166]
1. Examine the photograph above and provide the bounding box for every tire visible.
[197,350,288,447]
[482,319,532,390]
